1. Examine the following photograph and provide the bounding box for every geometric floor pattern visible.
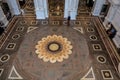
[0,0,118,79]
[0,9,120,79]
[27,26,38,33]
[8,66,23,79]
[101,70,114,79]
[81,67,95,80]
[0,16,119,80]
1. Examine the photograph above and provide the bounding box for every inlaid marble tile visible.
[85,22,91,25]
[97,55,106,63]
[89,35,97,41]
[20,20,27,25]
[27,27,38,33]
[92,44,102,51]
[52,21,59,25]
[31,21,38,25]
[12,34,20,40]
[41,21,48,25]
[16,27,24,31]
[87,28,94,32]
[74,21,81,25]
[6,43,16,50]
[81,67,95,80]
[73,27,84,34]
[101,70,113,79]
[0,69,4,77]
[0,54,10,63]
[8,66,23,79]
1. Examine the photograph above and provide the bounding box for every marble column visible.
[6,0,21,16]
[92,0,105,16]
[34,0,48,19]
[103,5,118,28]
[0,6,9,27]
[64,0,79,20]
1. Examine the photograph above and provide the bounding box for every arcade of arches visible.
[0,0,120,80]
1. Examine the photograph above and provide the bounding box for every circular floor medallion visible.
[0,54,10,63]
[97,55,106,63]
[47,42,61,53]
[35,35,73,63]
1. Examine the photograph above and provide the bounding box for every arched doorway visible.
[48,0,65,20]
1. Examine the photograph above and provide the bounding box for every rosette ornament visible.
[35,35,73,63]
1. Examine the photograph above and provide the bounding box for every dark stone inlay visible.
[52,21,59,25]
[0,70,2,73]
[16,27,24,31]
[41,21,48,25]
[87,28,94,32]
[93,44,102,51]
[31,21,38,25]
[94,45,100,49]
[20,20,26,25]
[97,55,106,63]
[74,21,81,25]
[6,43,16,50]
[0,54,10,63]
[12,34,20,40]
[102,70,113,79]
[86,22,91,25]
[90,35,97,40]
[98,57,105,62]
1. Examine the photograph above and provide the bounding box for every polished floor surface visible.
[0,1,120,80]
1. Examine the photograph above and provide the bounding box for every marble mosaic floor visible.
[0,16,120,80]
[0,1,120,79]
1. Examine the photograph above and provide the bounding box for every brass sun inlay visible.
[35,35,73,63]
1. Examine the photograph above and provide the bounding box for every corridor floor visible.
[0,16,120,80]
